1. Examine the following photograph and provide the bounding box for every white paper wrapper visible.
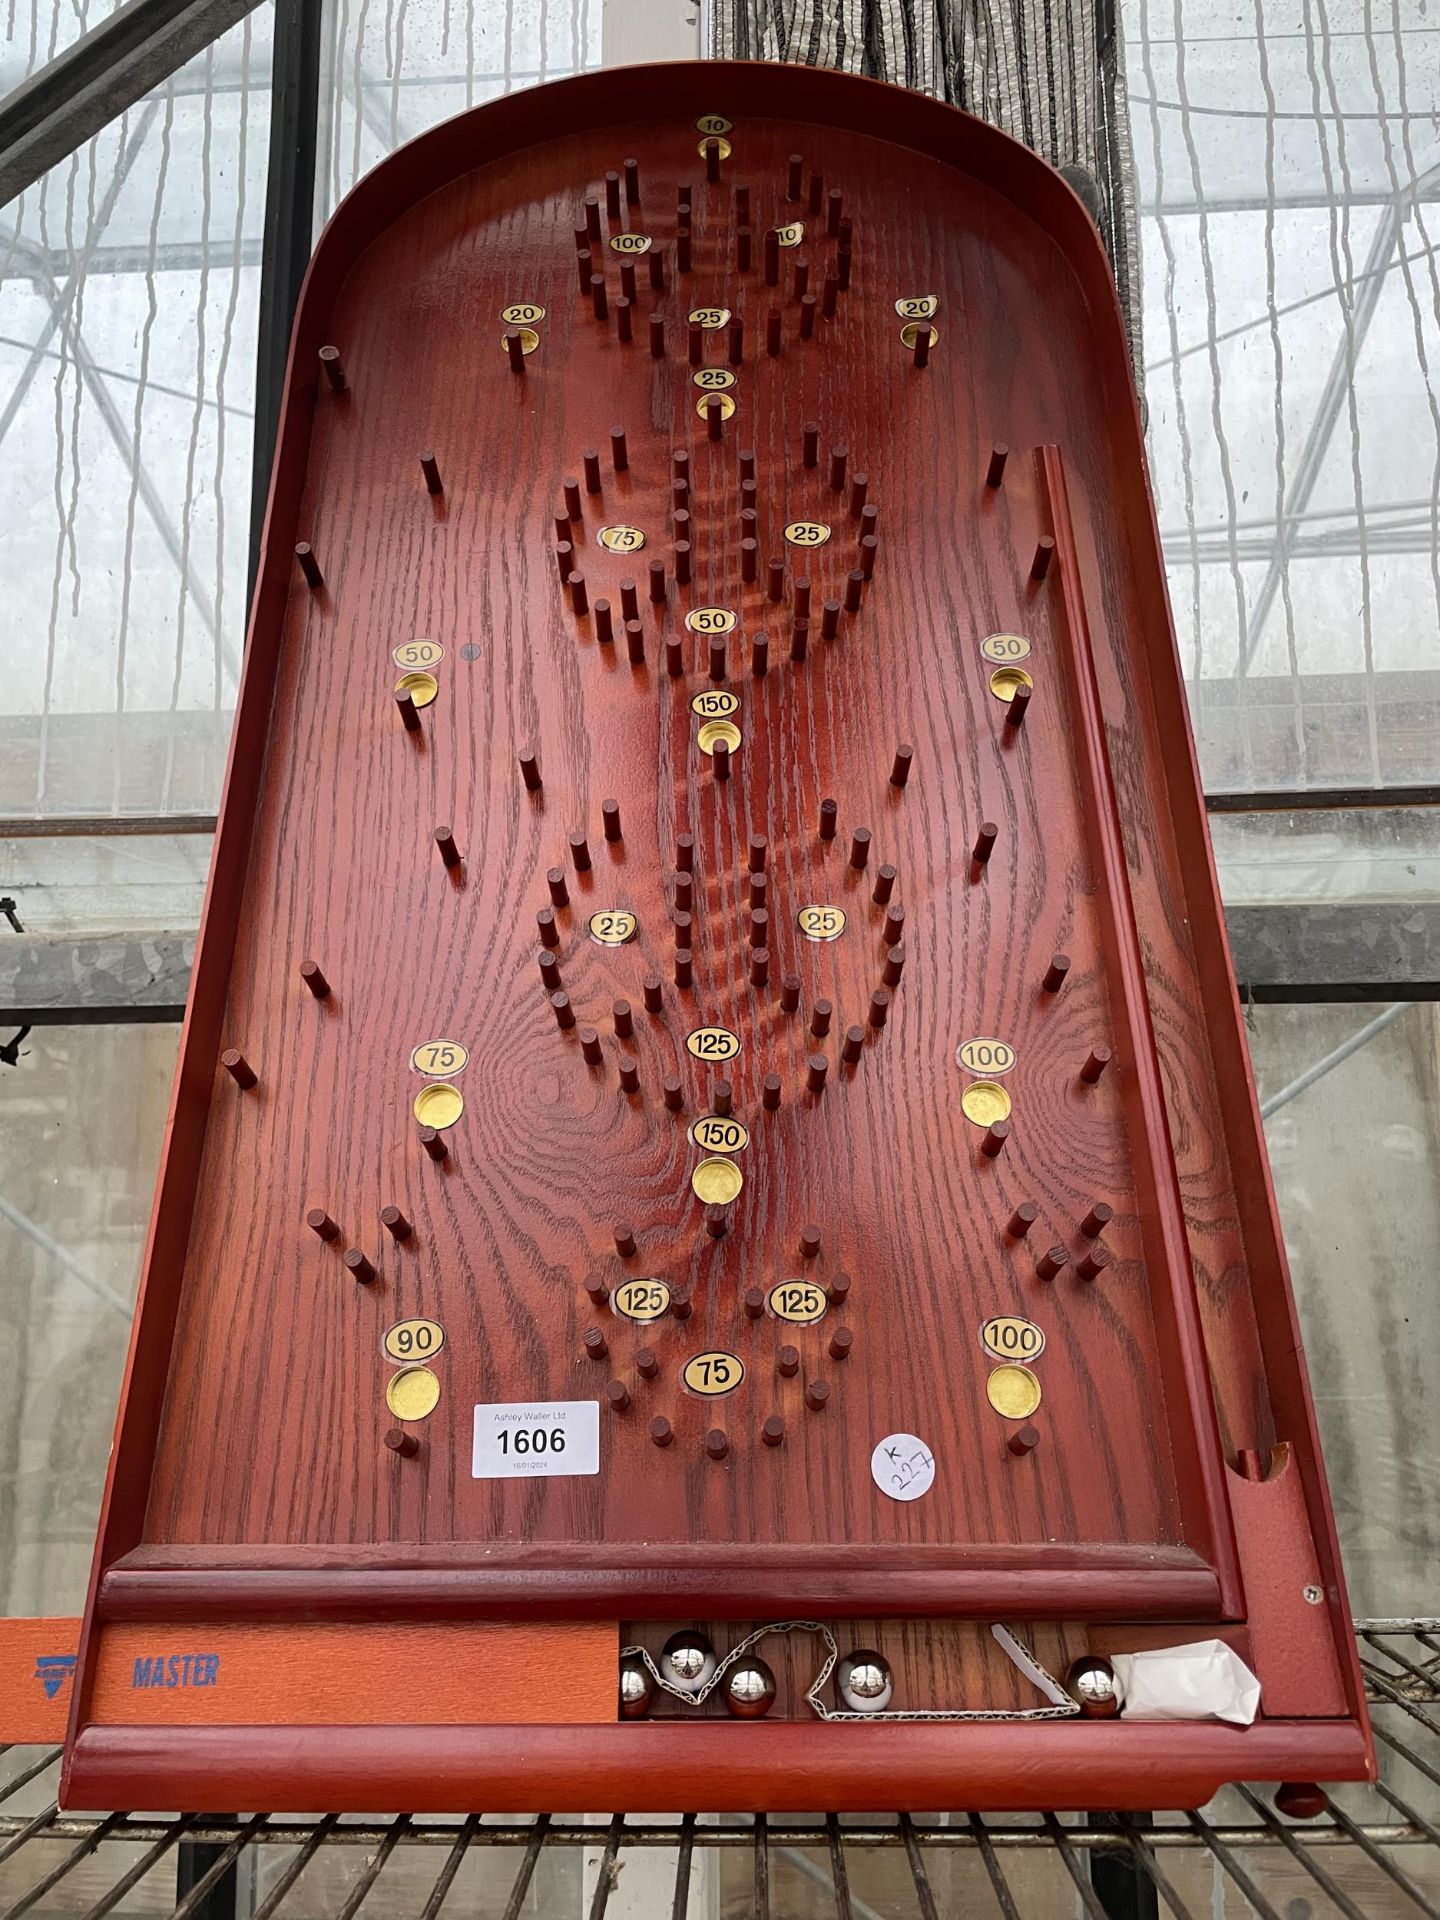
[1110,1640,1262,1725]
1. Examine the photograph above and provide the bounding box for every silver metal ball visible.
[660,1631,715,1692]
[1067,1657,1123,1717]
[838,1649,893,1713]
[724,1657,777,1719]
[618,1657,654,1719]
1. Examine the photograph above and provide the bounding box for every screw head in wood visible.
[763,1072,782,1111]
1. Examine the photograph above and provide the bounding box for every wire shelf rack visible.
[0,1623,1436,1920]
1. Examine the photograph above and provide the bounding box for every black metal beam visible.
[248,0,324,590]
[0,0,266,207]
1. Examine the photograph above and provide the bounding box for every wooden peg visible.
[546,868,569,909]
[844,569,864,614]
[580,1027,603,1065]
[889,744,915,790]
[1036,1245,1069,1282]
[705,1206,728,1241]
[1081,1202,1114,1239]
[706,394,725,441]
[385,1429,420,1458]
[807,1053,828,1094]
[848,474,869,521]
[749,948,769,989]
[789,618,809,664]
[767,557,785,602]
[589,274,608,322]
[673,912,693,950]
[1007,1425,1040,1457]
[748,908,769,949]
[819,798,838,841]
[648,247,666,291]
[584,1327,609,1361]
[778,1345,800,1378]
[729,312,744,362]
[1031,536,1055,581]
[802,422,819,468]
[505,328,526,373]
[613,999,633,1040]
[860,504,879,540]
[575,249,592,296]
[762,1414,785,1448]
[613,1221,637,1259]
[650,1416,673,1448]
[849,827,871,870]
[705,136,722,183]
[981,1120,1009,1158]
[625,619,645,665]
[883,903,906,946]
[1006,1202,1039,1240]
[868,988,891,1029]
[619,1057,640,1095]
[318,344,347,392]
[822,272,839,319]
[836,246,852,290]
[550,991,575,1031]
[518,751,543,793]
[420,451,443,495]
[620,579,640,622]
[583,448,603,495]
[344,1248,375,1284]
[536,907,559,948]
[623,155,640,205]
[381,1206,412,1243]
[872,865,897,907]
[734,182,751,223]
[714,1080,734,1117]
[604,169,622,220]
[601,798,622,844]
[569,830,591,873]
[1005,684,1031,728]
[538,951,561,993]
[825,186,843,236]
[744,1285,765,1321]
[675,948,693,988]
[749,871,768,911]
[986,444,1009,488]
[787,153,804,197]
[595,599,615,645]
[435,826,463,870]
[644,974,665,1013]
[821,598,840,640]
[805,1379,830,1412]
[307,1208,338,1241]
[859,534,879,579]
[750,633,768,676]
[828,1326,853,1362]
[766,307,781,354]
[420,1126,448,1163]
[585,1275,610,1309]
[649,312,665,358]
[882,944,905,987]
[807,171,824,215]
[554,539,573,581]
[637,1348,660,1380]
[780,975,801,1014]
[299,959,330,1000]
[912,323,930,370]
[828,446,849,493]
[1081,1047,1113,1085]
[794,256,810,302]
[712,734,732,781]
[648,558,667,605]
[675,541,692,586]
[828,1272,852,1307]
[1077,1245,1111,1282]
[972,822,998,865]
[606,1380,632,1413]
[567,571,588,617]
[706,1429,729,1461]
[1043,953,1071,993]
[585,196,602,242]
[395,689,421,733]
[674,870,694,913]
[763,1073,782,1111]
[295,543,323,589]
[663,1074,684,1112]
[841,1026,863,1064]
[563,475,583,519]
[677,230,692,273]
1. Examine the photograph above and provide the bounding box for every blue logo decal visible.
[34,1654,77,1699]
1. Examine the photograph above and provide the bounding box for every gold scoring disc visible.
[500,301,545,325]
[386,1366,441,1422]
[981,632,1032,664]
[598,524,646,553]
[989,666,1034,703]
[697,135,734,160]
[691,1156,744,1204]
[686,606,736,635]
[414,1082,465,1130]
[609,232,653,254]
[588,909,638,945]
[797,904,845,942]
[693,367,738,392]
[695,392,736,422]
[695,113,733,135]
[394,670,438,708]
[688,307,731,329]
[393,638,443,669]
[502,325,540,355]
[986,1364,1042,1420]
[960,1080,1012,1128]
[783,520,831,548]
[691,689,739,719]
[696,718,741,756]
[895,294,940,319]
[773,221,804,248]
[899,321,940,349]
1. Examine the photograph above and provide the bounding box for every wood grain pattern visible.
[63,61,1372,1811]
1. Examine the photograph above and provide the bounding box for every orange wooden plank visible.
[88,1621,615,1727]
[0,1618,81,1742]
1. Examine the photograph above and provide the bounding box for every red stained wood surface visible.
[63,61,1371,1811]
